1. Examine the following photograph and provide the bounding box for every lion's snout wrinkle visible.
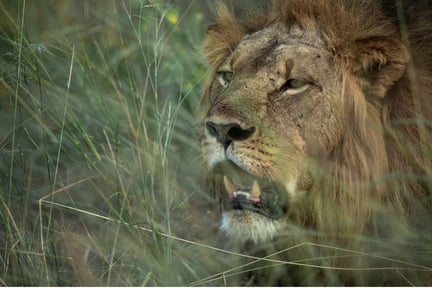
[205,120,256,149]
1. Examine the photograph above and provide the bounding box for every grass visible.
[0,0,237,285]
[1,0,431,286]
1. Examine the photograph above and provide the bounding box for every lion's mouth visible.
[213,161,288,219]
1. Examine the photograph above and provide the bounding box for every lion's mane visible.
[200,0,432,285]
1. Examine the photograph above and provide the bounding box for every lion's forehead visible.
[230,24,329,72]
[240,23,325,48]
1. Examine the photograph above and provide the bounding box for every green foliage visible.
[0,0,233,285]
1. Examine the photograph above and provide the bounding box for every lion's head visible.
[199,0,432,283]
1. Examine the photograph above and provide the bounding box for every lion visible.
[198,0,432,285]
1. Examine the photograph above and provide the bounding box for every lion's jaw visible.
[204,130,295,244]
[221,211,288,244]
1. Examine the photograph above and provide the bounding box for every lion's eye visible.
[217,71,234,88]
[279,78,309,94]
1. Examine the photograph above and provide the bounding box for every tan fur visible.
[200,0,432,285]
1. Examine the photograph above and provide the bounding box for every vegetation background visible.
[0,0,240,285]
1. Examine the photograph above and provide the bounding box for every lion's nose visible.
[206,121,256,149]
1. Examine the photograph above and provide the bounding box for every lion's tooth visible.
[236,191,250,198]
[223,176,237,196]
[250,180,261,200]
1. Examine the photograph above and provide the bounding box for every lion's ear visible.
[354,37,408,98]
[203,3,244,68]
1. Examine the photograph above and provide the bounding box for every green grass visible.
[0,0,236,285]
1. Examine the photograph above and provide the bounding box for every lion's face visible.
[201,23,349,244]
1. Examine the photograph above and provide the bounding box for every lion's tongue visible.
[223,176,261,202]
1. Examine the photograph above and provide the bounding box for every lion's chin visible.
[220,210,288,244]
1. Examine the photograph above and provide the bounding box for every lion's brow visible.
[231,38,280,72]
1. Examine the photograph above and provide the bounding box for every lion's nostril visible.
[206,121,256,148]
[227,125,255,141]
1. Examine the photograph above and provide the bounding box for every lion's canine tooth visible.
[250,180,261,200]
[223,176,237,197]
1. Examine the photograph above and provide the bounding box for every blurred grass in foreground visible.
[0,0,235,285]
